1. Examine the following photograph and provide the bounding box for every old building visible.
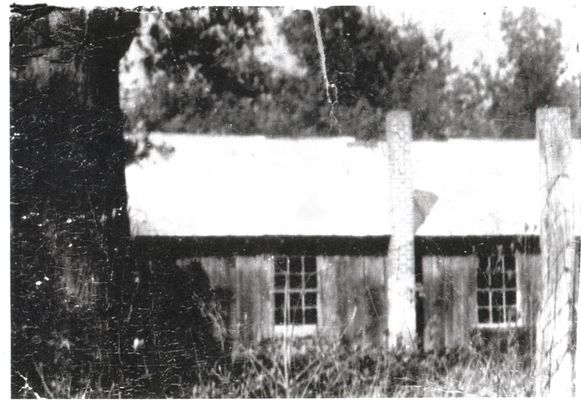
[125,133,581,350]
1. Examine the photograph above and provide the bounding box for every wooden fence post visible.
[535,107,577,396]
[385,110,416,349]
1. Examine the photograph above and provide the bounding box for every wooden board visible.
[318,255,386,345]
[168,254,392,347]
[535,107,576,396]
[235,255,273,345]
[423,250,545,351]
[317,255,340,339]
[199,257,231,289]
[516,252,541,328]
[422,255,477,350]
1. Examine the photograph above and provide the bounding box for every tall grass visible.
[16,332,534,398]
[190,334,533,398]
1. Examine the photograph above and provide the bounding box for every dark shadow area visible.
[134,235,391,257]
[139,256,230,396]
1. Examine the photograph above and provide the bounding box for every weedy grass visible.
[17,333,534,398]
[190,333,534,398]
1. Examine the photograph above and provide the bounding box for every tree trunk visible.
[10,6,141,397]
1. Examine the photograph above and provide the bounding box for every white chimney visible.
[385,110,416,349]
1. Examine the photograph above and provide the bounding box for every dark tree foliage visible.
[125,6,578,139]
[447,60,498,138]
[146,7,265,95]
[128,6,272,132]
[267,7,454,138]
[10,6,141,396]
[486,7,570,137]
[283,8,396,107]
[11,6,227,397]
[126,6,455,139]
[445,7,579,138]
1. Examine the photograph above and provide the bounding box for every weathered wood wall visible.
[317,256,387,346]
[422,255,477,350]
[422,250,541,351]
[516,252,541,328]
[235,256,274,344]
[169,254,387,347]
[137,237,557,351]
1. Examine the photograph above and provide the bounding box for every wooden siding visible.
[422,251,541,350]
[319,256,387,346]
[138,238,551,350]
[317,256,340,339]
[422,255,477,350]
[197,257,232,289]
[196,256,238,347]
[190,254,388,346]
[516,252,541,328]
[183,255,275,347]
[235,256,273,345]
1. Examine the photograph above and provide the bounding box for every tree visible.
[487,7,567,137]
[280,7,455,139]
[123,6,456,139]
[10,5,142,396]
[447,59,498,137]
[11,5,230,396]
[123,7,271,133]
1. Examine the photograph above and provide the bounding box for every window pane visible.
[289,274,302,289]
[477,265,489,288]
[289,308,303,324]
[273,255,319,327]
[491,272,504,288]
[477,250,519,326]
[491,256,502,273]
[505,269,516,288]
[506,306,518,322]
[304,256,316,273]
[479,254,488,271]
[290,293,301,308]
[275,293,285,309]
[504,255,515,272]
[478,308,490,323]
[305,273,317,289]
[275,257,287,274]
[274,274,286,289]
[289,257,302,273]
[505,290,516,306]
[305,308,317,324]
[492,307,504,323]
[274,308,284,324]
[305,292,317,307]
[492,291,504,307]
[477,291,489,306]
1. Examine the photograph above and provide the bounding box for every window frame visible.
[476,245,522,329]
[272,255,319,336]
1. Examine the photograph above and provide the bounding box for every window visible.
[273,256,318,327]
[477,245,518,326]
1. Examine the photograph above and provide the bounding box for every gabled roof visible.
[125,133,581,237]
